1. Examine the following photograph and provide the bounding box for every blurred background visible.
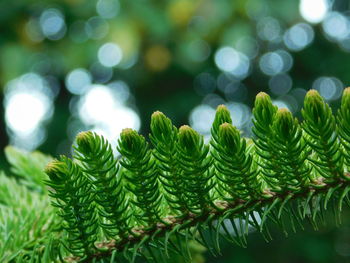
[1,0,350,262]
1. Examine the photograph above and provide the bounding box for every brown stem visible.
[72,177,350,262]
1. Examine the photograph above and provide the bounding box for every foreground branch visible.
[45,89,350,262]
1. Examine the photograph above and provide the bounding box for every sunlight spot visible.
[98,43,123,67]
[299,0,328,24]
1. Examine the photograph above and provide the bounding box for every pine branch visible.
[44,88,350,262]
[117,128,163,226]
[74,131,131,239]
[85,176,350,261]
[0,148,58,262]
[45,157,98,258]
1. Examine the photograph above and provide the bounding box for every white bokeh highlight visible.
[299,0,329,24]
[4,73,54,150]
[39,8,66,40]
[96,0,120,19]
[65,68,92,95]
[322,12,350,41]
[98,43,123,67]
[76,84,140,151]
[214,47,250,79]
[284,23,314,51]
[312,77,343,101]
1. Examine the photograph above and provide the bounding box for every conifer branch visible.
[83,176,350,262]
[44,88,350,262]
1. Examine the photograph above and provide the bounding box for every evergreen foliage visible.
[302,90,344,183]
[0,147,58,262]
[176,125,213,214]
[4,89,350,262]
[338,88,350,170]
[74,131,130,239]
[45,157,98,258]
[117,128,163,226]
[149,111,185,214]
[212,122,258,201]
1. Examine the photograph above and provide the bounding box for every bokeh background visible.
[2,0,350,262]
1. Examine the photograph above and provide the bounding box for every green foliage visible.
[4,146,52,192]
[149,111,185,214]
[252,92,280,192]
[0,148,57,262]
[5,89,350,262]
[45,157,98,258]
[302,90,344,183]
[118,128,162,226]
[211,105,233,141]
[211,122,258,201]
[176,125,213,214]
[270,108,311,191]
[74,131,130,239]
[338,88,350,170]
